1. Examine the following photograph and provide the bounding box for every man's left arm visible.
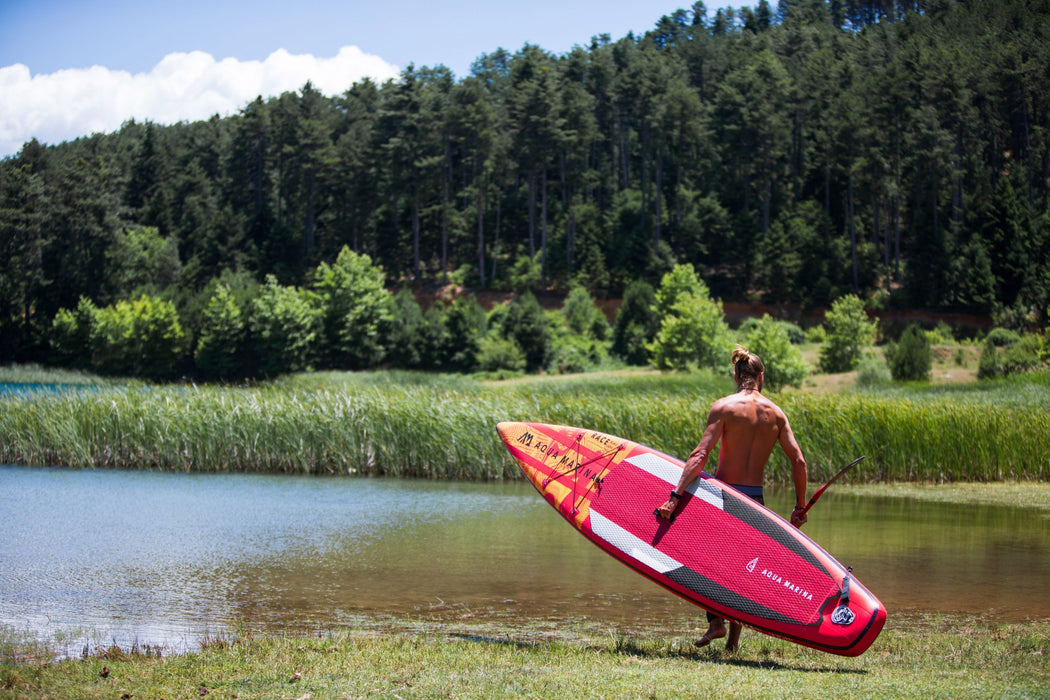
[778,415,808,527]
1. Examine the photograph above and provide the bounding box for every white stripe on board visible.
[624,452,681,484]
[589,510,682,574]
[624,452,725,510]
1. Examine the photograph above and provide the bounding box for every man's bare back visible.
[655,387,807,518]
[709,390,793,488]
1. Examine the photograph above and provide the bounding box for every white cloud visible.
[0,46,400,158]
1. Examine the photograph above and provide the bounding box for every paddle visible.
[798,456,865,516]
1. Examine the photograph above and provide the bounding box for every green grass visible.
[854,369,1050,410]
[839,481,1050,512]
[1,367,1048,481]
[2,615,1048,699]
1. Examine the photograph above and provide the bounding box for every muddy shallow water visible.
[2,465,1047,651]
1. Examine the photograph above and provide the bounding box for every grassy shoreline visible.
[838,481,1050,513]
[3,614,1048,699]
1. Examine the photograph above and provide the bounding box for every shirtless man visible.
[655,347,808,652]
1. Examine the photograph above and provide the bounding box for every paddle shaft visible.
[799,456,865,515]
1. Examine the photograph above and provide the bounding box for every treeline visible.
[42,248,813,382]
[3,0,1050,366]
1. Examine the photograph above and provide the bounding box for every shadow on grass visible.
[451,630,868,675]
[607,636,869,675]
[448,633,543,649]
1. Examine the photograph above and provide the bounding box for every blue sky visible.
[0,0,745,157]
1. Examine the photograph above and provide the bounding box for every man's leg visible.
[696,611,727,647]
[726,621,742,652]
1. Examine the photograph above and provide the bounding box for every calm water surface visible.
[2,465,1048,651]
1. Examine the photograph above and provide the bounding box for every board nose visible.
[495,421,521,442]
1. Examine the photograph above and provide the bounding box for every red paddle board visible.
[496,421,886,656]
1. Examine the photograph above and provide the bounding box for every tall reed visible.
[1,371,1047,482]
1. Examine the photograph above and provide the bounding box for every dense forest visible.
[2,0,1050,377]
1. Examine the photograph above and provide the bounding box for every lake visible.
[2,465,1047,653]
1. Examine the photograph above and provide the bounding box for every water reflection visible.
[803,492,1050,619]
[1,465,1047,651]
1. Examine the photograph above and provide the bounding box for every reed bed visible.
[0,384,520,478]
[1,370,1047,482]
[776,393,1050,483]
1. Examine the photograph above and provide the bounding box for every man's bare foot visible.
[725,621,742,652]
[696,619,727,647]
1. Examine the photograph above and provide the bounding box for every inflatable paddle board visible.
[496,421,886,656]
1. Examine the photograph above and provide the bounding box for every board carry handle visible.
[830,567,857,626]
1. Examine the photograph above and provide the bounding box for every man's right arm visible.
[656,404,725,520]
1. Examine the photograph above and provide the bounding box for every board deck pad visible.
[496,421,886,656]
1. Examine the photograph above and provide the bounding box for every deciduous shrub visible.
[744,314,807,390]
[653,264,708,320]
[476,334,526,373]
[855,353,892,386]
[1002,334,1045,375]
[780,321,806,345]
[313,247,392,369]
[986,327,1021,347]
[647,292,731,371]
[819,295,877,373]
[646,264,731,371]
[91,295,185,379]
[805,325,827,344]
[739,317,805,345]
[249,276,323,377]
